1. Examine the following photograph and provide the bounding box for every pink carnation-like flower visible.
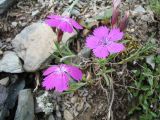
[45,14,83,33]
[42,64,83,92]
[86,26,125,58]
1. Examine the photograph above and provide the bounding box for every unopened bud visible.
[111,8,120,27]
[119,11,129,31]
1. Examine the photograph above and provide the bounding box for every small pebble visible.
[64,110,73,120]
[31,10,40,16]
[76,101,84,112]
[70,96,77,104]
[0,50,3,55]
[11,22,18,27]
[0,77,10,86]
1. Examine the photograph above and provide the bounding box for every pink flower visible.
[86,26,125,58]
[42,64,83,92]
[45,14,83,33]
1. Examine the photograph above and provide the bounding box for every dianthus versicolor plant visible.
[45,13,82,43]
[42,0,129,93]
[86,26,124,58]
[42,64,82,92]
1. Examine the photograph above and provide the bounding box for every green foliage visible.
[119,41,157,64]
[149,0,160,16]
[52,41,75,64]
[128,55,160,120]
[62,82,87,95]
[51,41,87,93]
[95,8,112,20]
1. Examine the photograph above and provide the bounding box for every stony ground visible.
[0,0,159,120]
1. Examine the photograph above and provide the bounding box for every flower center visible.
[101,37,112,45]
[56,66,67,73]
[61,17,69,22]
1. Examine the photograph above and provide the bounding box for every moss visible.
[149,0,160,16]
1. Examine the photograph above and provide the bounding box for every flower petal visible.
[93,45,109,58]
[42,73,69,92]
[58,21,73,33]
[43,65,58,76]
[107,28,124,41]
[86,35,100,49]
[65,65,83,81]
[107,42,125,54]
[45,19,60,27]
[69,18,83,29]
[93,26,109,39]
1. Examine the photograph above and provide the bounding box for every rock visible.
[0,77,9,86]
[11,22,18,27]
[0,41,3,48]
[73,109,79,117]
[146,55,155,69]
[133,5,146,15]
[64,110,73,120]
[76,101,84,112]
[0,85,8,105]
[71,9,80,16]
[0,106,8,120]
[0,51,23,73]
[56,106,61,118]
[0,50,3,55]
[70,96,77,104]
[36,91,54,114]
[78,47,91,58]
[48,114,55,120]
[5,79,25,109]
[31,10,40,16]
[0,0,16,14]
[12,22,57,72]
[35,100,43,113]
[14,89,35,120]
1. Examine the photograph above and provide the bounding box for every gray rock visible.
[11,22,18,27]
[0,41,3,48]
[12,22,57,72]
[64,110,73,120]
[0,0,16,14]
[146,55,155,69]
[0,77,9,86]
[56,105,61,118]
[70,96,77,104]
[0,51,23,73]
[35,100,43,113]
[76,101,84,112]
[14,89,35,120]
[36,91,54,114]
[31,10,40,16]
[78,47,91,58]
[71,9,80,16]
[0,106,8,120]
[133,5,146,14]
[0,84,8,105]
[73,109,79,117]
[5,79,25,109]
[0,50,3,55]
